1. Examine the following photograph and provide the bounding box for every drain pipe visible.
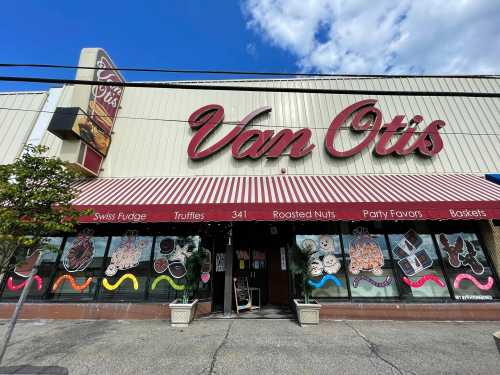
[223,223,234,317]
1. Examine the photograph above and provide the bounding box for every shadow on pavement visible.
[0,365,68,374]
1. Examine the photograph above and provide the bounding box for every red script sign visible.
[187,99,446,160]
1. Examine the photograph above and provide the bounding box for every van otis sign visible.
[187,99,446,160]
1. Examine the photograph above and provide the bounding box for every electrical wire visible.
[0,75,499,98]
[1,63,499,79]
[1,105,499,137]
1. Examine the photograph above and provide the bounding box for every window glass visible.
[436,232,500,301]
[149,235,203,302]
[1,237,63,300]
[388,231,450,299]
[98,231,153,302]
[51,230,107,301]
[343,226,399,298]
[294,235,348,299]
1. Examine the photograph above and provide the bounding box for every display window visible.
[98,231,153,301]
[51,230,108,301]
[294,234,348,299]
[388,231,450,299]
[1,237,63,301]
[343,226,399,298]
[436,232,500,301]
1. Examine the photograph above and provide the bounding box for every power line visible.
[0,75,499,98]
[1,105,499,137]
[1,63,499,80]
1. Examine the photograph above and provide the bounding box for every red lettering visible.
[325,99,382,157]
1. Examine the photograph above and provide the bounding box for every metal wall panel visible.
[42,77,500,177]
[0,91,47,164]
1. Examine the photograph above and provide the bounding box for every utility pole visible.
[0,251,43,364]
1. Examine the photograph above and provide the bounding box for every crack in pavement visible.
[344,321,414,375]
[207,320,233,375]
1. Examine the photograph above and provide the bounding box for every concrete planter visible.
[294,299,321,326]
[493,331,500,355]
[169,299,198,327]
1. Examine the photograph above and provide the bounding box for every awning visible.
[72,174,500,223]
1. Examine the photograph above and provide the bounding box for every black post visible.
[223,224,234,316]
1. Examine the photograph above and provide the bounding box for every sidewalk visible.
[0,318,498,374]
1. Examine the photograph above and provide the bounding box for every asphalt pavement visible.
[0,318,498,374]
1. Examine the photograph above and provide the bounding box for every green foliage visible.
[182,248,208,304]
[289,244,312,304]
[0,144,89,276]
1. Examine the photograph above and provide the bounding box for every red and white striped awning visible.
[72,174,500,223]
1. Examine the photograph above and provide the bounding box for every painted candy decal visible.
[63,229,95,272]
[348,227,384,276]
[151,275,185,291]
[52,275,93,292]
[14,250,41,278]
[453,274,494,290]
[393,230,433,276]
[459,240,484,275]
[438,234,464,268]
[102,273,139,291]
[352,275,392,288]
[201,249,211,283]
[308,274,342,288]
[105,230,146,277]
[402,274,445,288]
[7,276,42,291]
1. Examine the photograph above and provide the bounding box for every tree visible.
[0,144,85,278]
[0,144,88,363]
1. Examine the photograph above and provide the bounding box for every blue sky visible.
[1,1,499,92]
[0,1,295,91]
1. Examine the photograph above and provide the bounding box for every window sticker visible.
[105,230,146,277]
[153,236,200,279]
[14,250,41,278]
[7,276,42,291]
[453,274,494,290]
[348,227,384,276]
[102,273,139,291]
[63,229,95,272]
[438,234,464,269]
[52,275,93,292]
[297,235,342,289]
[352,275,392,288]
[402,274,445,288]
[438,234,484,275]
[151,275,185,291]
[215,253,225,272]
[201,250,211,283]
[393,230,433,276]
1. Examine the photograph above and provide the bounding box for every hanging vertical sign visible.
[280,247,287,271]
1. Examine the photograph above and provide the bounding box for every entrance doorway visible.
[232,223,290,309]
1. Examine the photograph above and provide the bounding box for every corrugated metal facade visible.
[85,76,500,178]
[0,91,47,164]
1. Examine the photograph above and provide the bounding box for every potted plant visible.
[289,244,321,326]
[169,248,207,328]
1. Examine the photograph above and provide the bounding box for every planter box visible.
[169,299,198,327]
[493,331,500,355]
[294,299,321,326]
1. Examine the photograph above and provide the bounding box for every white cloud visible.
[242,0,500,74]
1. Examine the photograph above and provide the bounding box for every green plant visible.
[181,248,208,304]
[0,144,90,277]
[289,244,313,304]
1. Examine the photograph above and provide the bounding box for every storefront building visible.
[1,48,500,320]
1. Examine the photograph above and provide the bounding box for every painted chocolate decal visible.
[14,250,41,278]
[105,230,146,277]
[63,229,95,273]
[439,234,484,275]
[393,230,433,276]
[348,227,384,276]
[188,100,446,160]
